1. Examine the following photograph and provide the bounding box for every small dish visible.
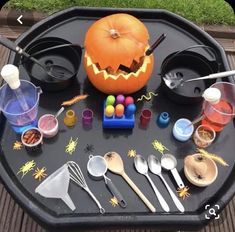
[38,114,59,138]
[184,154,218,187]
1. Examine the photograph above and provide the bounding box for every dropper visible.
[1,64,29,112]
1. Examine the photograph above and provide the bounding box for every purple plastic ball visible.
[116,94,125,105]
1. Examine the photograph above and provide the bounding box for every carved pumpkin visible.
[84,13,154,94]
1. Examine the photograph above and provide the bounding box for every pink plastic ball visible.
[125,96,134,106]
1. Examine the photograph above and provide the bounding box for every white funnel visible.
[35,164,76,211]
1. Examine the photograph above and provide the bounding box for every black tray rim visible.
[1,6,235,231]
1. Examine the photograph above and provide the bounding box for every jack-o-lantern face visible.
[84,13,154,94]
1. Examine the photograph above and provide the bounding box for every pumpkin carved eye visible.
[84,13,154,94]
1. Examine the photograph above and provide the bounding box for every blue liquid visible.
[11,120,38,134]
[4,97,38,134]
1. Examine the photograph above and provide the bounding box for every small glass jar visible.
[63,110,77,127]
[193,125,216,148]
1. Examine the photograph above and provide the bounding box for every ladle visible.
[104,151,156,213]
[0,35,73,80]
[87,155,127,208]
[161,154,185,189]
[134,154,169,212]
[148,155,185,213]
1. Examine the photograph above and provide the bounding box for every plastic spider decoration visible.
[33,167,47,181]
[84,144,95,154]
[127,149,137,158]
[13,141,23,150]
[176,186,190,200]
[152,139,169,155]
[105,152,114,161]
[65,137,78,155]
[17,160,36,178]
[109,197,118,207]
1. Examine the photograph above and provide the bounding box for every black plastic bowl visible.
[22,37,82,92]
[161,49,219,104]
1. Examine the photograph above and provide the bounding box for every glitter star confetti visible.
[152,139,169,155]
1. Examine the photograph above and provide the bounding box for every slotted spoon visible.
[163,70,235,89]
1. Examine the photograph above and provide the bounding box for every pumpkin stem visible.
[110,29,120,39]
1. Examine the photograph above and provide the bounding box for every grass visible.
[6,0,235,25]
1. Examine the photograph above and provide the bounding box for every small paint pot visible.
[38,114,59,138]
[63,110,77,127]
[82,108,94,126]
[21,127,43,152]
[172,118,194,142]
[140,109,152,127]
[157,112,170,128]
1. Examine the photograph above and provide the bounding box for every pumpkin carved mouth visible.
[85,51,152,81]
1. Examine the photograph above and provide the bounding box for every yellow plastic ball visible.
[105,105,115,117]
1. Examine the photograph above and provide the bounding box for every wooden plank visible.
[214,38,235,52]
[9,203,24,232]
[0,25,29,40]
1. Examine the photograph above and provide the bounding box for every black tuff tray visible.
[1,7,235,231]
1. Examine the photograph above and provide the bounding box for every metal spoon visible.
[134,154,169,212]
[0,35,73,80]
[161,154,185,189]
[148,154,185,213]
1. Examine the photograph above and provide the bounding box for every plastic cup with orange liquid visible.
[202,82,235,132]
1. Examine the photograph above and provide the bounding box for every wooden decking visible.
[0,21,235,232]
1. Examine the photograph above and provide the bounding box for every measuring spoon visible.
[87,155,127,208]
[134,154,169,212]
[104,151,156,213]
[148,155,185,213]
[161,154,185,189]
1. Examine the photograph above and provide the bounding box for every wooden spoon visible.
[104,151,156,213]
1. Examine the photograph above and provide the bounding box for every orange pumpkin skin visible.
[84,13,154,94]
[84,52,154,94]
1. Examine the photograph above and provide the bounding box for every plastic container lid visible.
[1,64,21,89]
[202,87,221,105]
